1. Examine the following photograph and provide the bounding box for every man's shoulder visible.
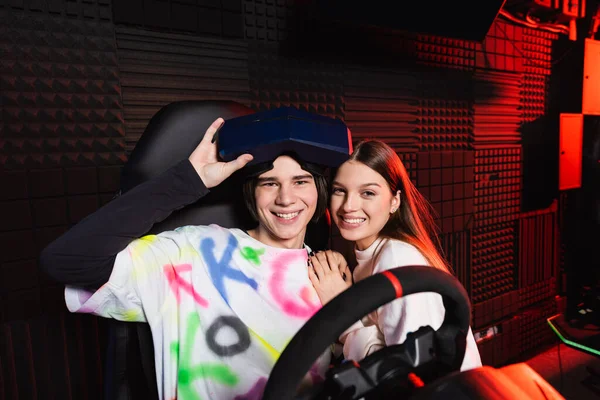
[144,224,237,244]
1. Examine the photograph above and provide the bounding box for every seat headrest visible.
[120,101,256,233]
[121,100,254,193]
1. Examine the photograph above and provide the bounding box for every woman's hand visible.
[189,118,253,189]
[308,250,353,305]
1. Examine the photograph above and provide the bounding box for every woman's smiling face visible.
[330,160,399,250]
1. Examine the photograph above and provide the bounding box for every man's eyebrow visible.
[293,174,314,180]
[256,176,278,183]
[257,174,314,182]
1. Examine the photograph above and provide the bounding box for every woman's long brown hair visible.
[347,139,452,273]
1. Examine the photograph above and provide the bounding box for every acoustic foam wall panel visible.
[518,299,558,357]
[249,43,344,120]
[518,207,559,288]
[521,74,548,123]
[473,71,521,144]
[415,34,476,71]
[343,67,419,150]
[519,278,557,310]
[439,230,472,298]
[1,10,125,169]
[417,151,475,234]
[518,206,559,309]
[244,0,293,41]
[115,26,251,152]
[112,0,244,38]
[474,146,522,227]
[418,70,474,151]
[472,221,517,304]
[521,27,556,76]
[1,0,112,20]
[473,290,519,329]
[520,71,554,212]
[417,99,474,151]
[476,20,524,73]
[0,6,125,324]
[399,152,418,183]
[475,20,556,75]
[0,313,108,400]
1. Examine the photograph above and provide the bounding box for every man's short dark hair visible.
[243,173,328,223]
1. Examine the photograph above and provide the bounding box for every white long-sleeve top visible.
[340,237,482,371]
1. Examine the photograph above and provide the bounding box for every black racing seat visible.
[104,100,331,400]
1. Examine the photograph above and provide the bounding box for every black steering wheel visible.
[262,265,472,400]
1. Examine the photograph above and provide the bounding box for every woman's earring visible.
[391,190,401,214]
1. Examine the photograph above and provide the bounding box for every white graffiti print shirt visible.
[65,224,328,400]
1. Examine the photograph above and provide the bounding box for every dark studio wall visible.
[1,0,563,397]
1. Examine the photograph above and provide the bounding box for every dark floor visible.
[526,342,600,399]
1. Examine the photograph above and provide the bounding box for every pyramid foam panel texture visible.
[249,44,344,120]
[243,0,293,42]
[417,70,474,150]
[1,9,125,169]
[474,146,521,227]
[472,221,517,304]
[519,278,557,310]
[473,71,522,145]
[521,74,548,123]
[521,27,557,76]
[398,152,418,183]
[415,34,476,71]
[344,67,420,150]
[417,151,474,234]
[518,299,558,357]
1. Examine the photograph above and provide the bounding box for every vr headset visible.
[217,107,353,176]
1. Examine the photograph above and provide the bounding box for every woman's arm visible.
[39,160,208,288]
[374,241,445,345]
[341,241,441,360]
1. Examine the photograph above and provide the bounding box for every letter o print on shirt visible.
[206,316,251,357]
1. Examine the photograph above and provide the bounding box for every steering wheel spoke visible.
[319,326,438,399]
[263,266,471,400]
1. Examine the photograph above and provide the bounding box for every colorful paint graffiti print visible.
[64,224,328,400]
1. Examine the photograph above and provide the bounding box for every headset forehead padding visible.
[217,107,352,168]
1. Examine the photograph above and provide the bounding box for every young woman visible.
[309,139,482,370]
[40,118,349,400]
